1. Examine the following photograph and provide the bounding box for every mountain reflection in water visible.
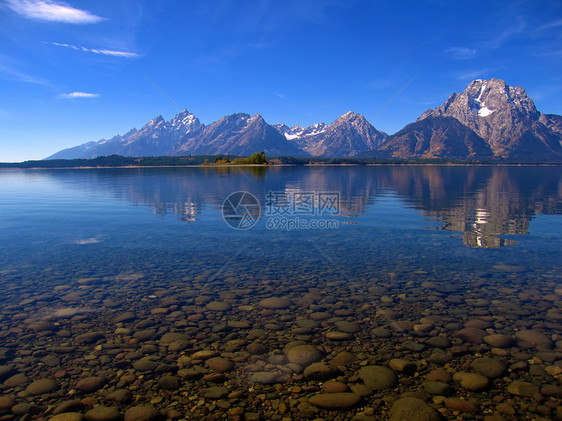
[41,165,561,248]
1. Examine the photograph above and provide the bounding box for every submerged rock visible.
[76,376,106,393]
[453,372,489,391]
[25,378,57,395]
[84,406,121,421]
[389,397,440,421]
[515,330,553,347]
[472,357,507,379]
[358,365,397,390]
[507,381,540,397]
[308,393,361,409]
[259,297,291,309]
[484,334,514,348]
[124,405,160,421]
[286,345,323,367]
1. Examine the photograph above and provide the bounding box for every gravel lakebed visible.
[0,263,561,420]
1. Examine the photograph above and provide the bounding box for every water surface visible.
[0,165,560,419]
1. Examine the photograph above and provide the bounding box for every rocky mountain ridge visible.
[417,78,561,159]
[47,79,562,161]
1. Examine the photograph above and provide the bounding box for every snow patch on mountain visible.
[274,123,328,141]
[478,107,494,117]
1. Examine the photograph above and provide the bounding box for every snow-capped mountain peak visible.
[272,111,386,157]
[146,115,165,127]
[418,78,561,158]
[170,109,203,134]
[273,122,328,141]
[45,78,561,161]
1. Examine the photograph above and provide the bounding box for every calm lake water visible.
[0,165,561,420]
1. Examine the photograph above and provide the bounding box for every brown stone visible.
[308,393,361,409]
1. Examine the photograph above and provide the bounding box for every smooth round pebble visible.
[124,406,160,421]
[250,372,279,384]
[259,297,291,309]
[358,365,397,390]
[159,332,189,346]
[50,414,84,421]
[325,331,352,341]
[106,389,132,403]
[76,376,106,393]
[453,372,489,391]
[205,357,234,373]
[303,362,338,380]
[205,301,231,311]
[424,381,455,396]
[426,336,451,348]
[26,378,57,395]
[0,396,14,410]
[4,373,27,387]
[158,375,180,390]
[192,350,219,360]
[389,397,440,421]
[203,386,229,399]
[456,327,487,344]
[472,357,507,379]
[372,327,392,338]
[53,400,85,415]
[334,321,360,333]
[507,380,540,397]
[322,381,347,393]
[515,330,553,347]
[308,393,361,409]
[84,406,121,421]
[389,359,417,374]
[484,334,514,348]
[286,345,323,367]
[425,368,452,383]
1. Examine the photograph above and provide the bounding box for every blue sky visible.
[0,0,561,161]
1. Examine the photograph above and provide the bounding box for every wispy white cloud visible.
[193,0,346,71]
[535,48,562,57]
[445,46,477,60]
[446,19,525,64]
[50,42,139,58]
[5,0,103,24]
[58,92,99,99]
[405,99,436,106]
[483,19,526,49]
[0,62,48,85]
[457,69,489,81]
[368,76,397,90]
[538,19,562,31]
[90,48,138,58]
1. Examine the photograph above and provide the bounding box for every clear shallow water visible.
[0,165,561,419]
[1,166,560,274]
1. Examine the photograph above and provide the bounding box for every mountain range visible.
[47,78,562,161]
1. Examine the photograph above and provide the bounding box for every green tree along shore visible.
[0,154,559,168]
[0,153,269,168]
[214,152,268,165]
